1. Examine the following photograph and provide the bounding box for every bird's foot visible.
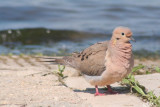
[94,92,106,96]
[106,85,119,94]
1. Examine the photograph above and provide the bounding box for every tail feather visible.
[54,58,65,65]
[39,56,78,68]
[40,56,71,65]
[41,58,65,65]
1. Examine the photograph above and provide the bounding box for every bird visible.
[44,26,135,96]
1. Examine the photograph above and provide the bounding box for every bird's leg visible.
[107,85,118,94]
[94,85,105,96]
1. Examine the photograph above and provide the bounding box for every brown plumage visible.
[53,41,108,76]
[43,26,135,96]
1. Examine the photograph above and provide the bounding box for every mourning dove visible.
[45,26,135,96]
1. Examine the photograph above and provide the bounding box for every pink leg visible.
[94,85,105,96]
[107,85,118,94]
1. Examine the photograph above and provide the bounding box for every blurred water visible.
[0,0,160,55]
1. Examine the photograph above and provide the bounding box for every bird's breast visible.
[103,55,132,84]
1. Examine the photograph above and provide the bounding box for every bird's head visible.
[111,26,135,45]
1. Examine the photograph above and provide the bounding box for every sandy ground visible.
[0,55,159,107]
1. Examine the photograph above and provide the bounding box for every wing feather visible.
[69,41,108,76]
[44,41,109,76]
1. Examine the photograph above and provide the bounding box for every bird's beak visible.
[130,37,136,42]
[126,34,136,42]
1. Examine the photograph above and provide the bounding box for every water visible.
[0,0,160,55]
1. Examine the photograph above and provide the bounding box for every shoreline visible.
[0,50,160,59]
[0,28,160,56]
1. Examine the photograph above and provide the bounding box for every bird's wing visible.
[66,41,108,76]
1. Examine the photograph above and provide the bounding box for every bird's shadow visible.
[73,86,130,95]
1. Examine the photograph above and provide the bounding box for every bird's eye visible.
[121,33,125,36]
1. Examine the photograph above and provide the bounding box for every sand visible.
[0,55,159,107]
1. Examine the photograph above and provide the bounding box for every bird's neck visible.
[107,41,133,67]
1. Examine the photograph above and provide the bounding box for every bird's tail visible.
[38,57,66,65]
[38,56,77,68]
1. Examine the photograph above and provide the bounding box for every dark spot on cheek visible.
[116,38,120,40]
